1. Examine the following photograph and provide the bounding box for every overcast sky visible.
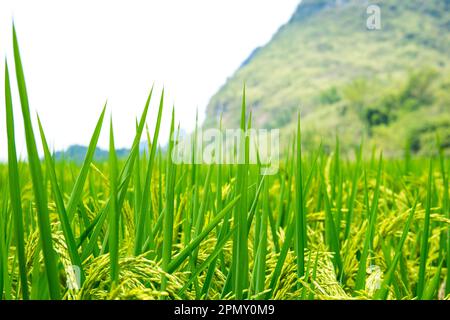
[0,0,300,160]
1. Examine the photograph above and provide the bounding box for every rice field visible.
[1,27,449,301]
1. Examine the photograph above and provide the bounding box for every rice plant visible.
[1,27,449,301]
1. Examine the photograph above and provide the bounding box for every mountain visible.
[204,0,450,155]
[52,139,164,163]
[54,145,130,163]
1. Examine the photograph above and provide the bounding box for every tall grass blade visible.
[417,160,433,299]
[295,113,306,281]
[135,89,164,255]
[4,60,29,300]
[13,25,61,299]
[161,108,176,292]
[232,87,249,299]
[108,118,119,284]
[66,105,107,221]
[37,116,84,282]
[354,153,383,292]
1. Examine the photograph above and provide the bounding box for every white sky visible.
[0,0,299,160]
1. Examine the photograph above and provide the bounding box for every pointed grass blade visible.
[135,89,164,255]
[66,104,107,221]
[13,25,61,299]
[37,116,84,282]
[108,118,120,285]
[417,160,433,299]
[354,154,383,292]
[4,60,29,299]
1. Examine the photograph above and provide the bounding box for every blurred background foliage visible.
[205,0,450,156]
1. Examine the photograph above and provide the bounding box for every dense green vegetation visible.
[1,27,449,300]
[205,0,450,155]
